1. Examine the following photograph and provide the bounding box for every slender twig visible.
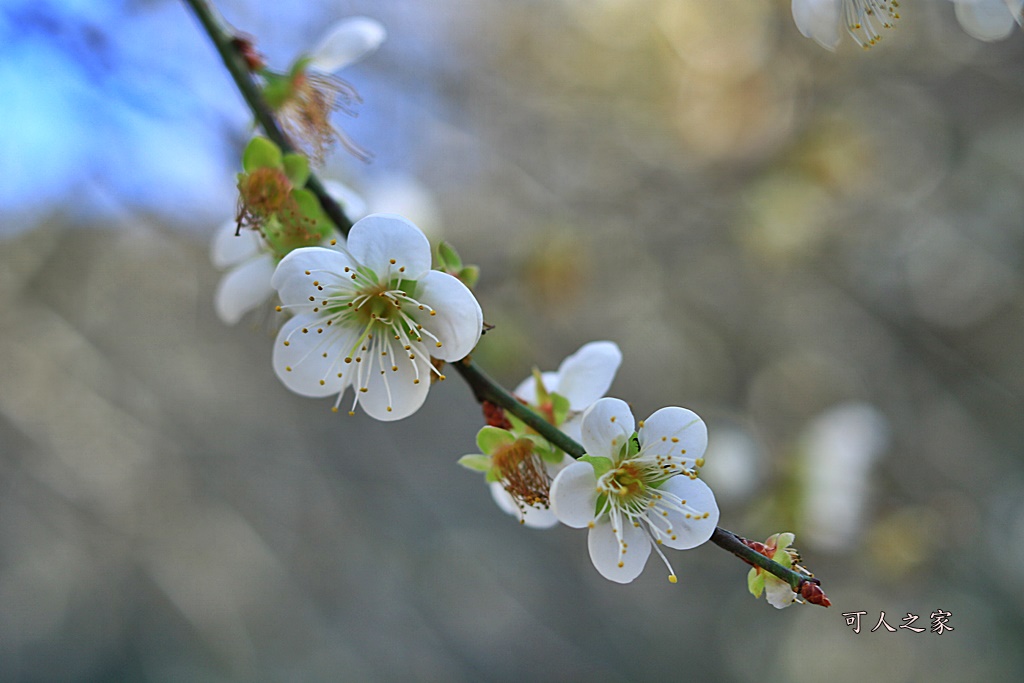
[182,0,353,235]
[185,0,826,605]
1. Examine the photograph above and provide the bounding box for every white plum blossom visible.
[210,180,365,325]
[791,0,900,50]
[550,398,720,584]
[275,17,387,163]
[748,532,802,609]
[270,213,483,421]
[484,341,622,527]
[513,340,622,443]
[951,0,1023,41]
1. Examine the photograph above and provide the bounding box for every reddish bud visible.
[483,400,512,430]
[231,35,265,71]
[799,580,832,607]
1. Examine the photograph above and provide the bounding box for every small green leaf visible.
[550,393,571,426]
[261,70,293,109]
[485,469,501,484]
[282,153,310,186]
[579,455,613,478]
[457,265,479,289]
[531,368,551,405]
[457,454,493,472]
[626,433,640,458]
[290,188,330,229]
[748,567,765,598]
[476,426,515,455]
[288,55,313,79]
[436,241,462,270]
[243,136,282,172]
[506,412,528,434]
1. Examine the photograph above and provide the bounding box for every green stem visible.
[181,0,353,235]
[185,0,825,606]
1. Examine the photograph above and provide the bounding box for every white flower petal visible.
[550,461,599,529]
[211,220,263,268]
[559,413,584,444]
[587,520,650,584]
[954,0,1018,41]
[308,16,387,74]
[351,341,432,421]
[765,577,797,609]
[213,254,277,325]
[638,406,708,469]
[791,0,842,50]
[272,247,355,309]
[489,483,559,529]
[412,270,482,361]
[273,313,357,397]
[513,371,559,404]
[347,213,431,279]
[657,476,719,550]
[553,341,622,411]
[579,398,635,461]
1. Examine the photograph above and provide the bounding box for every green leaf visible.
[457,454,493,472]
[288,55,313,79]
[550,393,571,426]
[579,455,613,479]
[748,567,765,598]
[457,265,479,289]
[626,433,640,458]
[243,136,282,172]
[290,188,330,230]
[485,469,500,484]
[476,426,515,455]
[436,241,462,270]
[506,412,528,434]
[282,153,310,186]
[261,70,293,110]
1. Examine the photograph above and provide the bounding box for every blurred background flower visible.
[1,0,1023,680]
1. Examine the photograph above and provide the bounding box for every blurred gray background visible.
[2,0,1023,680]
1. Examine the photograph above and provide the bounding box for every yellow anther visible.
[319,379,325,385]
[283,341,290,347]
[668,574,678,584]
